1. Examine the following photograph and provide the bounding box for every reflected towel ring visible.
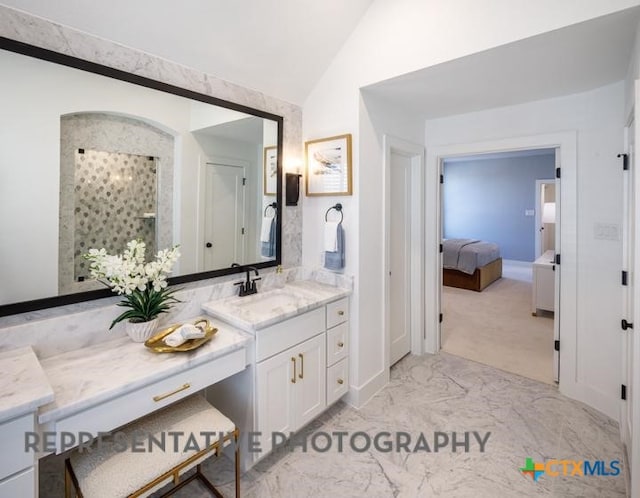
[325,203,343,223]
[264,202,277,217]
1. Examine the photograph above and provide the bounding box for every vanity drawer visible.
[326,322,348,367]
[326,298,349,329]
[0,467,34,496]
[53,348,245,453]
[0,413,34,478]
[255,307,325,362]
[326,358,348,405]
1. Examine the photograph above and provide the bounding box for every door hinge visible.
[622,384,627,400]
[554,340,560,352]
[618,153,629,171]
[439,313,443,323]
[622,319,634,331]
[440,174,444,184]
[622,270,629,286]
[439,243,443,253]
[555,254,561,265]
[555,167,561,179]
[242,177,246,186]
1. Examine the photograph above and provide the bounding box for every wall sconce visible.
[542,202,556,223]
[285,173,302,206]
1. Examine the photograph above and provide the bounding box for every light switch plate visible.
[594,223,620,241]
[525,209,535,217]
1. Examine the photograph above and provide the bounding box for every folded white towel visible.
[164,323,206,347]
[324,221,339,252]
[260,216,273,243]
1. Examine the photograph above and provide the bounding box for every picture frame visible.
[263,146,278,195]
[305,134,352,196]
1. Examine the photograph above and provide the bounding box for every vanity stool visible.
[64,395,239,498]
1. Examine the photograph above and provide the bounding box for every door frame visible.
[383,135,425,372]
[626,85,640,498]
[426,132,578,397]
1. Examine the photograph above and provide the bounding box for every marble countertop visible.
[202,280,352,332]
[38,319,251,424]
[0,346,54,424]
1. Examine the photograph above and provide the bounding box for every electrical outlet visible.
[525,209,535,217]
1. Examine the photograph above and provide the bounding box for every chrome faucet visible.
[232,264,260,296]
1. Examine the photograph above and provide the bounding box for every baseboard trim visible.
[502,259,533,268]
[345,369,389,409]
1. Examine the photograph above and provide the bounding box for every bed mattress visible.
[443,239,500,275]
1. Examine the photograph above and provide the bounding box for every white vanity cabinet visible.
[256,333,326,454]
[325,298,349,404]
[0,346,53,498]
[253,296,349,457]
[0,413,36,497]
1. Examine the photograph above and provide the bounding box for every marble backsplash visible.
[0,267,353,360]
[0,5,304,325]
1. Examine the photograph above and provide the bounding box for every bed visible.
[442,239,502,291]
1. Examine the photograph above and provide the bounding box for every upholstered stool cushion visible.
[69,395,235,497]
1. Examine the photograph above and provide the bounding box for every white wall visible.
[304,0,638,408]
[424,82,625,418]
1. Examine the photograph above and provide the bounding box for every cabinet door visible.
[256,351,295,455]
[535,266,555,312]
[293,334,326,429]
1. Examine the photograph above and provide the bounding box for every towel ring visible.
[264,202,277,217]
[325,203,343,223]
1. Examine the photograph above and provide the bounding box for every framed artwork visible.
[305,134,352,196]
[263,146,278,195]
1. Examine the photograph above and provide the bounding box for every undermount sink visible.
[202,281,351,332]
[227,288,302,314]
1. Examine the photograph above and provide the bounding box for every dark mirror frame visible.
[0,36,283,317]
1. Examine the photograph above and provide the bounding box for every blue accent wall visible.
[443,153,555,262]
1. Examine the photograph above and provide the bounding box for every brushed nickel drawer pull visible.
[337,341,344,348]
[153,383,191,402]
[337,378,344,385]
[337,310,345,316]
[298,353,304,379]
[291,357,297,383]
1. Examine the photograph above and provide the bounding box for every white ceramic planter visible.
[125,318,159,343]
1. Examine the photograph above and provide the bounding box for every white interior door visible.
[622,116,636,476]
[204,163,245,270]
[389,151,412,365]
[553,149,561,383]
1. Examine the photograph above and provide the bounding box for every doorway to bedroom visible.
[439,148,558,384]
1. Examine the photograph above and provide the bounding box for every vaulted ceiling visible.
[0,0,374,105]
[364,7,640,119]
[2,1,640,117]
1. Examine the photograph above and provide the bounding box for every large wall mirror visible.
[0,37,283,316]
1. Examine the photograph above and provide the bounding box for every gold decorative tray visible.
[144,319,217,353]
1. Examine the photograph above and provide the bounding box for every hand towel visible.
[260,216,273,242]
[164,323,206,347]
[324,222,345,271]
[324,221,339,252]
[261,217,276,258]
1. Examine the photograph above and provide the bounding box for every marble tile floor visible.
[39,352,626,497]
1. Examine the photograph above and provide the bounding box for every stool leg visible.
[235,430,240,498]
[64,459,73,498]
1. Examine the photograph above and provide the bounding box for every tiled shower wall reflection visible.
[74,150,157,280]
[59,112,174,295]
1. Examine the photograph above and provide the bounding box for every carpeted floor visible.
[441,270,555,384]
